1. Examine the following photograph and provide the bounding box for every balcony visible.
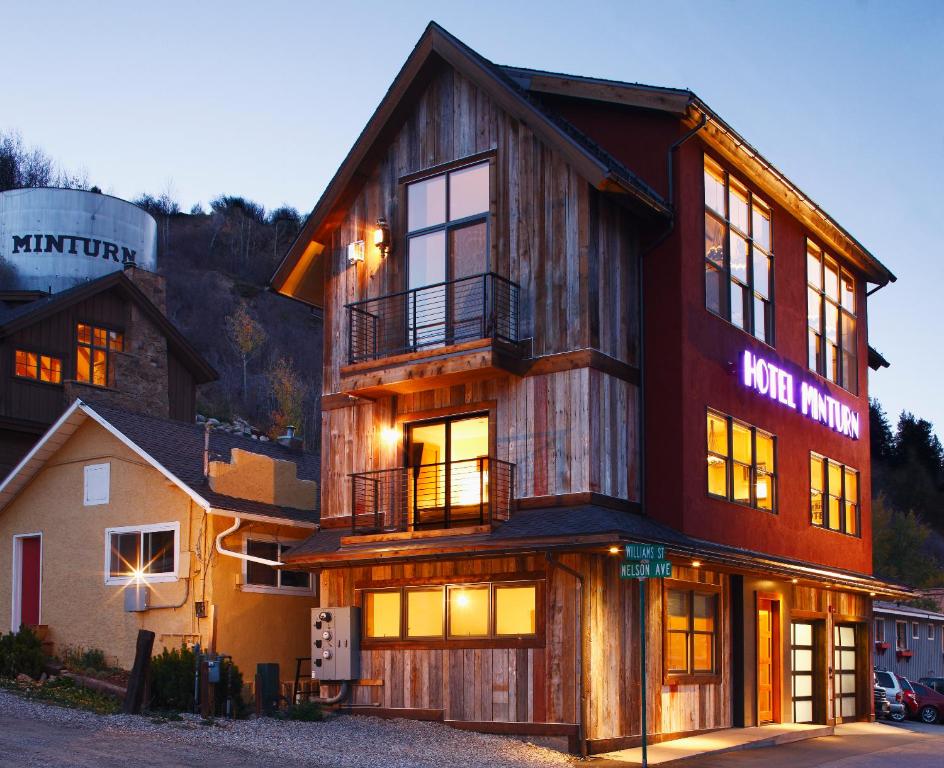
[341,273,523,397]
[350,457,515,535]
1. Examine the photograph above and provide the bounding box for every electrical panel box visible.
[123,583,150,612]
[311,606,360,681]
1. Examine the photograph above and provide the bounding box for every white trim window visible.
[241,536,313,595]
[104,522,179,585]
[913,621,920,640]
[84,463,110,506]
[874,618,884,643]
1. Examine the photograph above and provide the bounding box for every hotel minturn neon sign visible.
[741,350,860,440]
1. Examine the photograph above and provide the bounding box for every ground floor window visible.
[361,579,541,645]
[791,622,815,724]
[105,522,178,584]
[833,624,857,719]
[664,582,720,679]
[243,538,313,594]
[874,618,884,643]
[896,621,908,650]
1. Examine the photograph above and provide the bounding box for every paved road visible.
[678,720,944,768]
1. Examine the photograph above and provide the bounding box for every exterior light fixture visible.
[373,217,391,257]
[869,591,876,597]
[791,578,799,584]
[691,560,701,568]
[380,425,401,446]
[608,545,620,555]
[347,240,365,265]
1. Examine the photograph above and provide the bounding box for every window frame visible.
[806,240,857,393]
[103,521,180,585]
[662,578,723,684]
[75,322,124,388]
[874,618,885,643]
[929,623,935,641]
[706,408,777,513]
[356,573,544,649]
[14,348,63,385]
[913,622,920,640]
[703,154,775,345]
[84,463,110,506]
[896,620,908,651]
[240,535,315,596]
[809,452,859,537]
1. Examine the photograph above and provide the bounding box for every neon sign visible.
[741,350,860,440]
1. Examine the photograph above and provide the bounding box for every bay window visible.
[807,241,857,393]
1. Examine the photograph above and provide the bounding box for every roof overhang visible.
[207,507,318,530]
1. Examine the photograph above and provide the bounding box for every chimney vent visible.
[277,425,303,451]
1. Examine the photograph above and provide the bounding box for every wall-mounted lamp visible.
[347,240,365,265]
[373,217,391,257]
[380,425,401,447]
[608,545,620,555]
[691,560,702,568]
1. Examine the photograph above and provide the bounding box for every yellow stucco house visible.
[0,399,320,686]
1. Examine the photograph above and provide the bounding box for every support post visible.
[640,578,648,768]
[123,629,155,714]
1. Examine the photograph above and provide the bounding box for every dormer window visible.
[76,323,123,387]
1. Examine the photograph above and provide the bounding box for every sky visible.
[3,0,942,431]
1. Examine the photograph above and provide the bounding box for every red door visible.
[18,536,41,628]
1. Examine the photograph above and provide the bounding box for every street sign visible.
[624,544,665,560]
[619,560,673,579]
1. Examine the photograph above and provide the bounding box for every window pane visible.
[77,323,91,345]
[246,540,278,586]
[811,490,824,525]
[92,349,107,387]
[705,213,725,266]
[668,632,688,672]
[15,350,38,379]
[731,423,752,464]
[707,413,728,455]
[843,468,858,503]
[278,545,310,588]
[448,221,487,281]
[449,163,489,221]
[808,330,820,372]
[693,633,713,672]
[753,250,769,298]
[732,462,751,503]
[827,461,842,494]
[707,455,728,497]
[693,594,715,632]
[408,175,446,231]
[109,331,124,351]
[756,472,773,510]
[844,501,857,535]
[448,585,489,637]
[40,356,62,383]
[408,231,446,290]
[110,532,139,577]
[731,280,746,329]
[824,302,839,343]
[705,263,723,315]
[406,588,444,637]
[824,262,839,301]
[755,433,774,474]
[807,247,822,289]
[753,297,767,342]
[76,345,91,383]
[495,585,537,635]
[840,271,855,312]
[826,341,839,383]
[810,455,824,491]
[828,494,841,530]
[752,203,771,251]
[93,327,107,347]
[729,180,748,233]
[667,590,689,630]
[793,622,813,646]
[143,529,175,574]
[730,233,748,282]
[365,591,401,638]
[807,288,821,331]
[704,160,725,215]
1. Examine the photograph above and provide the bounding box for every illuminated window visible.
[15,349,62,384]
[76,323,123,387]
[874,618,884,642]
[362,581,539,643]
[704,155,773,344]
[809,453,858,535]
[807,241,856,393]
[243,539,312,593]
[706,409,776,512]
[666,586,718,676]
[105,523,178,584]
[896,621,908,650]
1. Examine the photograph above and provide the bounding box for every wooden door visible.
[833,624,857,722]
[15,535,41,628]
[757,597,780,723]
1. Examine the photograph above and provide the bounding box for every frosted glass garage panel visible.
[841,650,855,670]
[794,649,813,672]
[839,626,855,646]
[841,697,856,717]
[795,700,813,723]
[793,622,812,646]
[841,672,856,694]
[793,675,813,697]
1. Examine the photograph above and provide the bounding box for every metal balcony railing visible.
[350,457,515,535]
[346,272,520,364]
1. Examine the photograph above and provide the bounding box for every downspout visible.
[214,517,283,567]
[546,553,586,756]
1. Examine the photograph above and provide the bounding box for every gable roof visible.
[0,400,319,527]
[270,22,671,308]
[503,65,895,287]
[0,271,217,384]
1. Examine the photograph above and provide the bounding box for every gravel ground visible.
[0,689,574,768]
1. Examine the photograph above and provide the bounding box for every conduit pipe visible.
[214,517,283,567]
[148,576,191,610]
[309,681,352,706]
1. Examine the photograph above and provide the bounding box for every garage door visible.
[791,621,815,723]
[834,624,857,721]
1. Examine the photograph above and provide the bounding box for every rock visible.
[39,673,48,683]
[15,673,33,685]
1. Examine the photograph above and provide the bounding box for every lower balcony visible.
[350,457,515,536]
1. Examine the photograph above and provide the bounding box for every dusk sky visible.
[4,1,942,432]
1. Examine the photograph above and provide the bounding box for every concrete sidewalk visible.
[592,723,833,766]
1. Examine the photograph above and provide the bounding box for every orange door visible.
[758,599,774,723]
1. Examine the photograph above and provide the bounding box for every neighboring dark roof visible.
[0,271,217,384]
[874,600,944,621]
[84,401,319,522]
[869,345,890,370]
[285,505,912,596]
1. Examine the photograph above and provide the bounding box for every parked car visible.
[900,675,919,718]
[909,681,944,724]
[875,669,907,721]
[874,683,891,719]
[919,677,944,695]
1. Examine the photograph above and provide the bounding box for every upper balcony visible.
[340,272,524,397]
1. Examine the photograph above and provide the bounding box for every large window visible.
[105,523,178,584]
[15,349,62,384]
[361,579,540,645]
[896,621,908,651]
[665,584,719,678]
[704,156,773,343]
[706,410,776,512]
[807,241,856,393]
[76,323,123,387]
[243,538,313,594]
[810,453,858,535]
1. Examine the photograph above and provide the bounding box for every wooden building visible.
[270,23,909,754]
[0,267,216,476]
[873,601,944,681]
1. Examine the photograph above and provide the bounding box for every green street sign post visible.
[618,545,674,768]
